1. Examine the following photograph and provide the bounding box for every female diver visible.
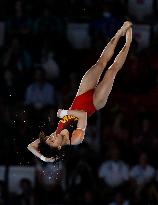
[28,21,132,162]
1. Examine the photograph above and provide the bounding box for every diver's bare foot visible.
[126,27,132,43]
[118,21,133,37]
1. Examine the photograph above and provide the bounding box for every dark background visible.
[0,0,158,204]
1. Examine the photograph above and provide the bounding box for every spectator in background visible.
[127,0,154,22]
[34,8,65,45]
[3,37,32,71]
[130,152,155,204]
[25,69,56,109]
[6,0,33,40]
[98,146,129,188]
[108,191,129,205]
[89,1,122,47]
[16,178,35,205]
[41,50,60,81]
[98,146,129,203]
[130,152,155,186]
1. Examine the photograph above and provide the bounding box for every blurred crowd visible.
[1,0,158,204]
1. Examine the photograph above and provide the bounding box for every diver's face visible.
[45,133,63,148]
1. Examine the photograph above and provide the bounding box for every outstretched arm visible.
[27,139,55,162]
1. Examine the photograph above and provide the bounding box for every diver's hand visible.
[44,157,55,163]
[57,109,62,118]
[57,109,68,118]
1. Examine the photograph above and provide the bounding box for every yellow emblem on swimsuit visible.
[60,115,78,123]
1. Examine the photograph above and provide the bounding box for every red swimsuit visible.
[56,89,96,134]
[70,89,96,117]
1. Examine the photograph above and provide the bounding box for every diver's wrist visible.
[40,155,46,162]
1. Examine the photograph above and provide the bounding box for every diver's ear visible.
[58,145,62,150]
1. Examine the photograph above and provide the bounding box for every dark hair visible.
[38,131,65,161]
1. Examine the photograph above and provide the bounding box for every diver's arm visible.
[27,139,55,162]
[57,109,87,130]
[58,109,87,145]
[27,139,45,160]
